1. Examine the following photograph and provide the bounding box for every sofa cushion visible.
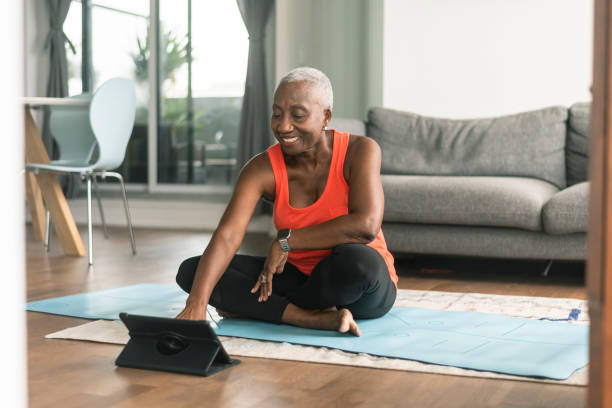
[382,175,559,232]
[382,223,586,260]
[566,103,591,186]
[368,106,568,188]
[543,182,589,234]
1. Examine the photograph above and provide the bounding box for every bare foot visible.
[281,304,362,336]
[336,309,361,336]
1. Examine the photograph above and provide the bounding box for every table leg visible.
[24,109,86,256]
[25,171,46,241]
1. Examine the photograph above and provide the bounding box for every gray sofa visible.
[330,102,590,261]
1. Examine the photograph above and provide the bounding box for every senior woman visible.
[176,67,397,336]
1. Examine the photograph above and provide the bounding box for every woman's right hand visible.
[176,297,208,321]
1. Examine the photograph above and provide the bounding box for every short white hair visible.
[277,67,334,111]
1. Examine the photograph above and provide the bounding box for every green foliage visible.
[131,28,189,85]
[166,97,241,145]
[163,98,203,129]
[132,27,191,126]
[130,26,241,149]
[132,36,148,82]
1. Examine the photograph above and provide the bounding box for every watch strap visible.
[277,229,291,252]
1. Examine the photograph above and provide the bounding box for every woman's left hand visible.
[250,239,288,302]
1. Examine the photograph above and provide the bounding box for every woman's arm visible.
[177,153,274,319]
[288,136,384,250]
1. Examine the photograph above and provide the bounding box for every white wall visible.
[383,0,593,118]
[0,1,27,406]
[275,0,381,120]
[24,0,49,131]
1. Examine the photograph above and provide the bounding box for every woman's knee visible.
[349,300,393,320]
[176,256,201,293]
[345,281,396,320]
[330,244,387,284]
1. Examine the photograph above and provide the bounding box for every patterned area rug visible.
[45,289,589,386]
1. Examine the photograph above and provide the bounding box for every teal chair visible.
[26,78,137,265]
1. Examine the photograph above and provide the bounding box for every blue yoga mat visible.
[27,283,188,320]
[27,283,588,380]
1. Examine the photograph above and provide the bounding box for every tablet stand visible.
[115,313,240,376]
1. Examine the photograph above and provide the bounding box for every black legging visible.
[176,243,397,324]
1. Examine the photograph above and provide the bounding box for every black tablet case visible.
[115,313,240,376]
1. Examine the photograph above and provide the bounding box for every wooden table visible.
[23,97,87,256]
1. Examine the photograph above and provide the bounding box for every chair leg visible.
[92,175,109,239]
[541,259,553,277]
[45,209,51,252]
[86,175,94,265]
[105,171,136,255]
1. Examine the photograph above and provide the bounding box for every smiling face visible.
[271,81,332,154]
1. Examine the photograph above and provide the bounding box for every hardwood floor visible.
[26,226,587,408]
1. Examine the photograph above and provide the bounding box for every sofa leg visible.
[541,259,554,277]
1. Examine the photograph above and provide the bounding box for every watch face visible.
[277,229,290,240]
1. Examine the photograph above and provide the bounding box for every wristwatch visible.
[277,228,292,252]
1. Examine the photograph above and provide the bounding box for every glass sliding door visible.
[66,1,150,184]
[64,2,83,95]
[64,0,248,189]
[158,0,248,185]
[91,0,150,184]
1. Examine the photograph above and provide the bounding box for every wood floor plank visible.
[26,226,587,407]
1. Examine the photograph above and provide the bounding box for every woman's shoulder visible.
[242,151,274,176]
[239,151,276,199]
[342,134,381,182]
[346,134,381,161]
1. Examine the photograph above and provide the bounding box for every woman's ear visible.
[324,109,332,127]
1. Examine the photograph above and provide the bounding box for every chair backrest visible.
[49,93,96,163]
[89,78,136,170]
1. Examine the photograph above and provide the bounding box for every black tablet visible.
[115,312,240,376]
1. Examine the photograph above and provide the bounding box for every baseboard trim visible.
[26,198,273,234]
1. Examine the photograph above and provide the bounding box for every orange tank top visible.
[267,130,398,287]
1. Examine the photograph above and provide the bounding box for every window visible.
[158,0,248,185]
[64,2,82,95]
[64,0,248,189]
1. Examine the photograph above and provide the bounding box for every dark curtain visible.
[236,0,274,213]
[45,0,78,197]
[236,0,274,169]
[45,0,74,98]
